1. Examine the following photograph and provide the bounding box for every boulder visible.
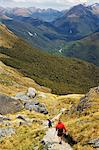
[88,138,99,148]
[16,114,27,122]
[0,94,23,115]
[0,128,15,138]
[27,87,36,98]
[24,101,48,114]
[32,119,43,125]
[15,92,30,101]
[16,114,34,125]
[0,115,11,121]
[76,86,99,114]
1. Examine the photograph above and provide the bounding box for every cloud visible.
[6,0,88,7]
[11,0,87,3]
[0,0,98,9]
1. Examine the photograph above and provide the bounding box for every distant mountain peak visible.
[89,3,99,14]
[91,3,99,7]
[66,4,89,17]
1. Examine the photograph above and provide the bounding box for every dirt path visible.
[42,108,73,150]
[43,128,73,150]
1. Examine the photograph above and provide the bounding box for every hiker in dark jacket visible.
[55,119,67,144]
[47,119,52,128]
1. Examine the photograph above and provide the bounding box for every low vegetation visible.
[0,61,98,150]
[62,31,99,66]
[0,24,99,95]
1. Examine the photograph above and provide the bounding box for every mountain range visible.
[0,7,65,22]
[0,4,99,66]
[53,4,99,37]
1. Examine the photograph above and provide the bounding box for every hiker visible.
[47,119,52,128]
[55,119,67,144]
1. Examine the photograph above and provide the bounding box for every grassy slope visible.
[0,60,50,150]
[62,31,99,66]
[0,58,50,96]
[0,60,98,150]
[0,23,17,48]
[60,88,99,150]
[0,23,99,95]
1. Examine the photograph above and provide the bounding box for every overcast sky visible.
[0,0,99,10]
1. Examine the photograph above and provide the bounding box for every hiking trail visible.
[42,108,73,150]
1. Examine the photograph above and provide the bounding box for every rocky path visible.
[43,128,73,150]
[42,108,73,150]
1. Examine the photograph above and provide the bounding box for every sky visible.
[0,0,99,10]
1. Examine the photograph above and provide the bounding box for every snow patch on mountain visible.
[28,32,33,36]
[59,48,62,53]
[28,32,37,37]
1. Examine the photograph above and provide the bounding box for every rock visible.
[43,128,73,150]
[24,101,39,111]
[16,114,33,125]
[15,92,30,101]
[16,114,27,122]
[24,101,48,114]
[88,138,99,148]
[0,115,11,121]
[27,87,37,98]
[96,86,99,93]
[32,119,43,125]
[15,88,37,101]
[0,94,23,115]
[0,121,12,126]
[3,122,12,126]
[76,86,99,114]
[0,128,15,138]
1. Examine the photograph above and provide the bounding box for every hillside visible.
[0,23,17,48]
[62,30,99,66]
[2,18,66,51]
[61,86,99,149]
[0,61,98,150]
[0,59,50,96]
[0,23,99,95]
[0,61,51,150]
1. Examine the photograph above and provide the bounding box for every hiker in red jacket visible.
[55,119,67,144]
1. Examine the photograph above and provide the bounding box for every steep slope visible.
[2,18,66,51]
[62,30,99,66]
[61,86,99,149]
[0,23,99,95]
[53,4,99,40]
[0,23,17,48]
[0,59,50,96]
[0,61,50,150]
[0,59,98,150]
